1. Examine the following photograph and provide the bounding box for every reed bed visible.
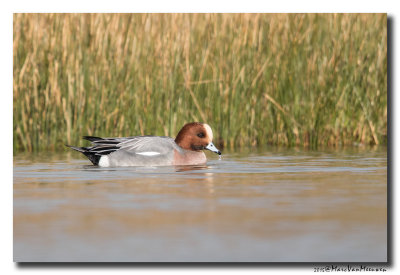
[13,13,387,152]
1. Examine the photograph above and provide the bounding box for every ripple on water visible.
[13,147,387,262]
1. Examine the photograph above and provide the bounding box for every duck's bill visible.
[205,142,222,155]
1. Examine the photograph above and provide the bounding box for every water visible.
[13,147,387,262]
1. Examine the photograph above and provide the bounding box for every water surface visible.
[13,147,387,262]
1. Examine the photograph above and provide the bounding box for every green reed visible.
[13,13,387,152]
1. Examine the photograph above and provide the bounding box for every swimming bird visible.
[66,122,221,167]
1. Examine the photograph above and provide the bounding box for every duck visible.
[66,122,221,167]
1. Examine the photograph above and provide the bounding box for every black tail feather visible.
[83,153,101,166]
[82,136,103,142]
[65,144,101,165]
[83,136,120,145]
[66,135,123,166]
[65,144,86,153]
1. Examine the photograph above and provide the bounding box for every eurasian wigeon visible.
[66,122,221,167]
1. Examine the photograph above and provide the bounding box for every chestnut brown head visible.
[175,122,221,155]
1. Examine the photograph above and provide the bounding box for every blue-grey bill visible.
[205,142,221,155]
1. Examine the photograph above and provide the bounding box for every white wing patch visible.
[135,152,161,156]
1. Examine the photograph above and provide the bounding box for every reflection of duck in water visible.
[174,164,209,172]
[67,122,221,167]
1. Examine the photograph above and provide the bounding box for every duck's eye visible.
[197,132,205,138]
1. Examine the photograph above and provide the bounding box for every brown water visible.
[13,147,387,262]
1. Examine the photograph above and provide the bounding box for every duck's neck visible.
[175,132,191,151]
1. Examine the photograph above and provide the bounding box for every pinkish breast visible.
[173,150,207,165]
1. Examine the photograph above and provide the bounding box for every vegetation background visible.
[13,13,387,152]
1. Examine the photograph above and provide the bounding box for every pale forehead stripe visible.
[203,124,213,141]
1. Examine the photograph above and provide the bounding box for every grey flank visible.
[68,136,184,166]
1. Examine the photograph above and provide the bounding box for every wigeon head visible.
[175,122,221,155]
